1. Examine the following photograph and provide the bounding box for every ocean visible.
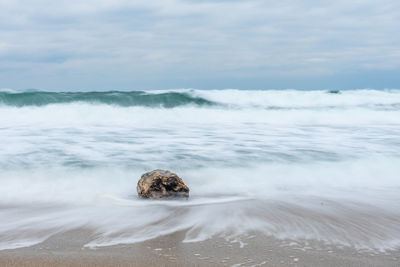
[0,89,399,251]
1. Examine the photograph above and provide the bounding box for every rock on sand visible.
[137,170,189,199]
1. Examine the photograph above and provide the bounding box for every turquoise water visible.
[0,90,215,107]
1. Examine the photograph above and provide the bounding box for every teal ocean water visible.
[0,90,214,108]
[0,89,399,251]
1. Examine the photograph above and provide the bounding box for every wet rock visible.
[137,170,189,199]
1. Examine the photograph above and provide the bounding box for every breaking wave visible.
[0,90,215,108]
[0,89,400,110]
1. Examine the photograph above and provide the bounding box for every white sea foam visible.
[0,89,399,251]
[190,88,400,108]
[0,162,399,251]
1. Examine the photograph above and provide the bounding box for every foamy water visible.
[0,89,399,251]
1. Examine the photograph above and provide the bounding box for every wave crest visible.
[0,91,216,108]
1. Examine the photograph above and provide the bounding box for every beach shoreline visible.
[0,228,399,267]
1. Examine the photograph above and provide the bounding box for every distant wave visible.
[1,89,400,109]
[0,91,216,108]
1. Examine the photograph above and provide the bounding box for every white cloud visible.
[0,0,399,89]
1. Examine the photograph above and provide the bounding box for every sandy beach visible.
[0,228,399,267]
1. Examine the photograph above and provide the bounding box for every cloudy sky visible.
[0,0,399,90]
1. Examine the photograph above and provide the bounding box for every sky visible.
[0,0,399,91]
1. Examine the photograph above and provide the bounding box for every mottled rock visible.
[137,170,189,199]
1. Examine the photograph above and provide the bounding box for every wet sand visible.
[0,228,399,266]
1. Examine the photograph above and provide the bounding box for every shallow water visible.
[0,89,399,251]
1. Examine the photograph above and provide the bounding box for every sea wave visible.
[0,90,216,108]
[0,89,400,109]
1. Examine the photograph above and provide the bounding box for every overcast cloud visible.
[0,0,399,90]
